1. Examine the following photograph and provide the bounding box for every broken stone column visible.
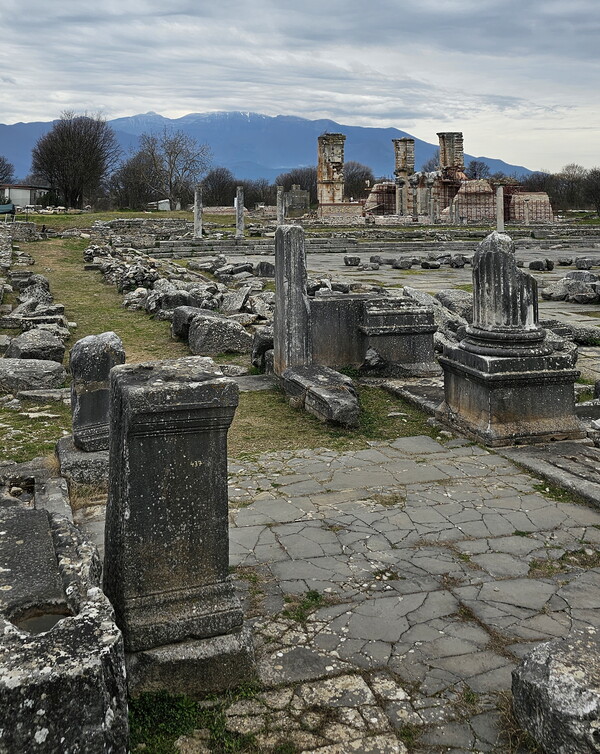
[276,185,285,225]
[103,356,254,696]
[193,184,203,239]
[496,185,505,232]
[235,186,244,240]
[70,331,125,452]
[438,231,583,445]
[409,175,419,220]
[273,225,312,376]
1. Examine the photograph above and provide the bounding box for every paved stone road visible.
[198,434,600,753]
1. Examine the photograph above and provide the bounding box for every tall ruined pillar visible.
[438,231,583,445]
[393,138,415,215]
[496,186,505,232]
[193,184,203,239]
[103,356,255,696]
[317,133,346,209]
[276,185,285,225]
[438,132,465,173]
[273,225,312,376]
[235,186,244,240]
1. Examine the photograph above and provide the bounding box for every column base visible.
[437,345,585,447]
[126,625,255,698]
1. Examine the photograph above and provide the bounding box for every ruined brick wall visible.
[393,138,415,177]
[317,134,346,208]
[318,203,364,219]
[453,180,496,223]
[509,193,554,223]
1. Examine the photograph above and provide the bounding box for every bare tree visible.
[584,167,600,215]
[202,167,237,206]
[109,152,161,209]
[31,111,120,208]
[420,149,440,172]
[275,166,318,205]
[465,160,491,180]
[344,161,375,201]
[0,156,15,184]
[137,129,211,209]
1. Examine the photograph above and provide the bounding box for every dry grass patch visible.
[68,482,108,512]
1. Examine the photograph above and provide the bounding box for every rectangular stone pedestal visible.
[103,357,254,695]
[438,346,584,446]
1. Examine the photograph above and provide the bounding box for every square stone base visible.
[125,625,255,698]
[437,347,585,446]
[56,435,109,485]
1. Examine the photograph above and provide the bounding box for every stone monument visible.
[438,231,583,445]
[70,331,125,452]
[103,356,254,696]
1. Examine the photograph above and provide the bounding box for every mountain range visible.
[0,111,534,182]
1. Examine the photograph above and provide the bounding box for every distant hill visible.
[0,111,534,182]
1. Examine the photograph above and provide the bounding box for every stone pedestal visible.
[438,232,583,445]
[103,356,254,696]
[359,297,439,377]
[70,331,125,452]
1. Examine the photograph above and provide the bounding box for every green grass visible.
[229,384,437,460]
[532,480,589,506]
[282,590,327,622]
[25,238,190,363]
[0,401,72,463]
[129,686,264,754]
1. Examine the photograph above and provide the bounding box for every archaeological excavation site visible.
[2,133,600,754]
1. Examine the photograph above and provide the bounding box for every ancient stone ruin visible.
[438,231,584,445]
[103,356,254,696]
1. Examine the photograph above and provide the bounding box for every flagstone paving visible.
[193,434,600,753]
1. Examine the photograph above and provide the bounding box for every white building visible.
[0,184,49,207]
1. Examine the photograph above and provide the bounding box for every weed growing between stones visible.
[496,690,543,754]
[396,722,422,749]
[129,684,265,754]
[531,480,589,506]
[528,548,600,578]
[68,482,108,511]
[282,591,328,623]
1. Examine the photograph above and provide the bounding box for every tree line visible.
[2,112,600,215]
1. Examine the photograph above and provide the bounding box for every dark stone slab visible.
[281,365,359,427]
[56,435,109,485]
[0,358,66,392]
[70,332,125,452]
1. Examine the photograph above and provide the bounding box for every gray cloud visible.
[0,0,598,170]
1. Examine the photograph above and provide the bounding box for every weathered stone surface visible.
[0,358,66,392]
[344,255,361,266]
[575,257,594,270]
[171,306,222,340]
[512,627,600,754]
[254,260,275,278]
[252,326,274,371]
[56,435,109,485]
[221,285,251,314]
[5,329,65,362]
[188,316,252,355]
[281,365,359,427]
[438,231,583,445]
[70,332,125,452]
[274,225,312,375]
[0,507,127,753]
[103,356,254,695]
[566,270,598,283]
[435,289,473,322]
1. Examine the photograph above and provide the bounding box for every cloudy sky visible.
[1,0,598,171]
